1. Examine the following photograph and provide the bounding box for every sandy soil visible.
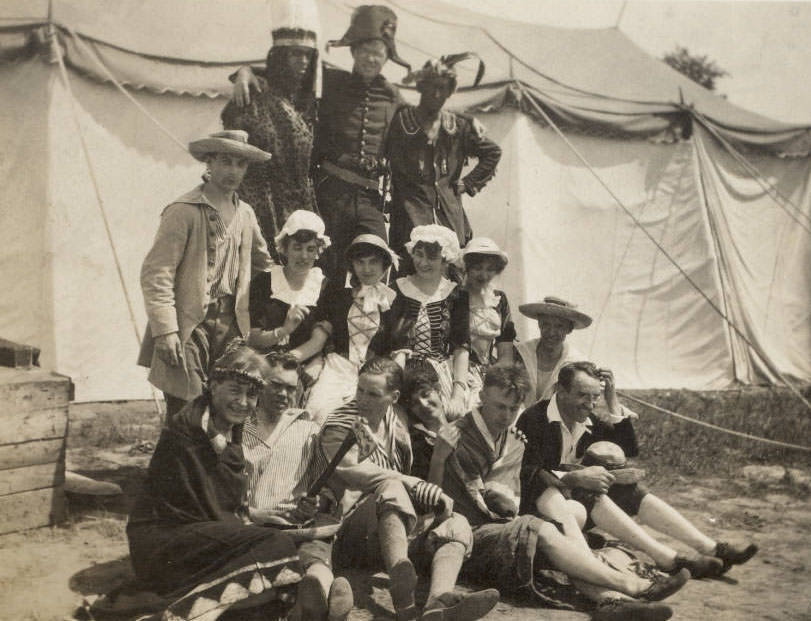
[1,423,809,620]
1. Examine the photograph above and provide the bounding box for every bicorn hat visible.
[518,296,592,329]
[188,130,272,163]
[327,4,410,70]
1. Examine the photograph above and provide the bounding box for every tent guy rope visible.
[518,83,811,414]
[52,24,164,417]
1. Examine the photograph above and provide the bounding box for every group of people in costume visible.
[120,4,757,621]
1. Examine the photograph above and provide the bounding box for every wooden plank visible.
[0,439,65,470]
[0,369,71,412]
[0,486,66,534]
[0,462,64,496]
[0,406,68,445]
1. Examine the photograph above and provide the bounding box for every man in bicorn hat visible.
[387,54,502,266]
[138,130,275,416]
[233,5,410,279]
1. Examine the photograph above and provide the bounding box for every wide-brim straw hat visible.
[189,130,272,163]
[462,236,508,269]
[518,296,592,329]
[346,233,399,271]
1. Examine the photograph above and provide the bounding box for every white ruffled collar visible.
[270,264,324,307]
[353,282,396,313]
[396,276,456,305]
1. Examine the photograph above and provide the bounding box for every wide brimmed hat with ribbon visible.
[403,52,485,92]
[189,130,272,163]
[274,209,331,250]
[518,296,592,329]
[346,233,400,271]
[405,224,461,265]
[327,4,410,70]
[462,237,508,269]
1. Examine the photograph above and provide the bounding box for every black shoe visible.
[389,559,418,621]
[636,568,690,602]
[592,599,673,621]
[297,574,328,621]
[715,541,758,571]
[674,553,724,579]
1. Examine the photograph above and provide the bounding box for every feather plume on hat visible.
[403,52,485,91]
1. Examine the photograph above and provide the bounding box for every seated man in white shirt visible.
[242,352,353,621]
[517,361,758,579]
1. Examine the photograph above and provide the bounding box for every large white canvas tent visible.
[1,0,809,401]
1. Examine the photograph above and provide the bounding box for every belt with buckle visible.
[321,160,380,192]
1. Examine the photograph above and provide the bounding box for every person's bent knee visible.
[426,512,473,558]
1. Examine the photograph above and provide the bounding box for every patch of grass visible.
[68,404,162,450]
[622,386,811,487]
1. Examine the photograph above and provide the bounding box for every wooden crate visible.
[0,367,70,534]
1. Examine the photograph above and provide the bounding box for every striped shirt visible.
[242,410,326,515]
[205,196,242,301]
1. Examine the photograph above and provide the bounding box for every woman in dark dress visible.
[376,224,470,420]
[304,233,399,424]
[248,210,330,397]
[126,341,302,620]
[221,25,318,257]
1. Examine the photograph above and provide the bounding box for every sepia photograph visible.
[0,0,809,619]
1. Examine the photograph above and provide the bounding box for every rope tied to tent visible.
[51,23,164,416]
[517,83,811,414]
[619,391,811,452]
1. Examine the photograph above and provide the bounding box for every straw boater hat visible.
[346,233,400,271]
[189,130,272,163]
[462,237,508,269]
[327,4,410,70]
[518,296,593,330]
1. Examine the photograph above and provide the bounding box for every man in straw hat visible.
[138,130,274,416]
[233,4,411,279]
[387,54,501,267]
[514,296,595,404]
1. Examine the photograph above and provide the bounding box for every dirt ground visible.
[1,403,809,621]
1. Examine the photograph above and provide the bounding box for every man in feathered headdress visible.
[386,54,502,271]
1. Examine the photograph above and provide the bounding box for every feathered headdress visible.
[403,52,485,92]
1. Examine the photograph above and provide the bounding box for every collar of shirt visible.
[472,407,506,456]
[201,406,232,455]
[548,393,592,465]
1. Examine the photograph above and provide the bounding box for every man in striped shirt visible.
[320,357,499,621]
[243,352,353,621]
[139,130,275,416]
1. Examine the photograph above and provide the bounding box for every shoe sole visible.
[298,574,328,621]
[327,576,354,621]
[389,559,418,618]
[421,588,500,621]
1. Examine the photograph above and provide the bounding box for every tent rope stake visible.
[519,84,811,414]
[51,24,164,416]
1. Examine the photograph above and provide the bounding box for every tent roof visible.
[2,0,809,153]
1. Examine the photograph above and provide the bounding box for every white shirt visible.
[547,393,592,467]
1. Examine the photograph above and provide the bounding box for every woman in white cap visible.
[304,233,400,424]
[247,210,330,392]
[377,224,470,420]
[138,130,274,417]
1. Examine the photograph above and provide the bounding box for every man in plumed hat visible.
[387,54,502,267]
[138,130,275,416]
[232,5,410,279]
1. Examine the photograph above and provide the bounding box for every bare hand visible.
[564,466,615,494]
[446,385,467,421]
[288,495,319,523]
[282,304,310,335]
[471,117,487,138]
[596,367,621,414]
[233,66,261,107]
[434,423,460,459]
[436,492,454,521]
[155,332,183,367]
